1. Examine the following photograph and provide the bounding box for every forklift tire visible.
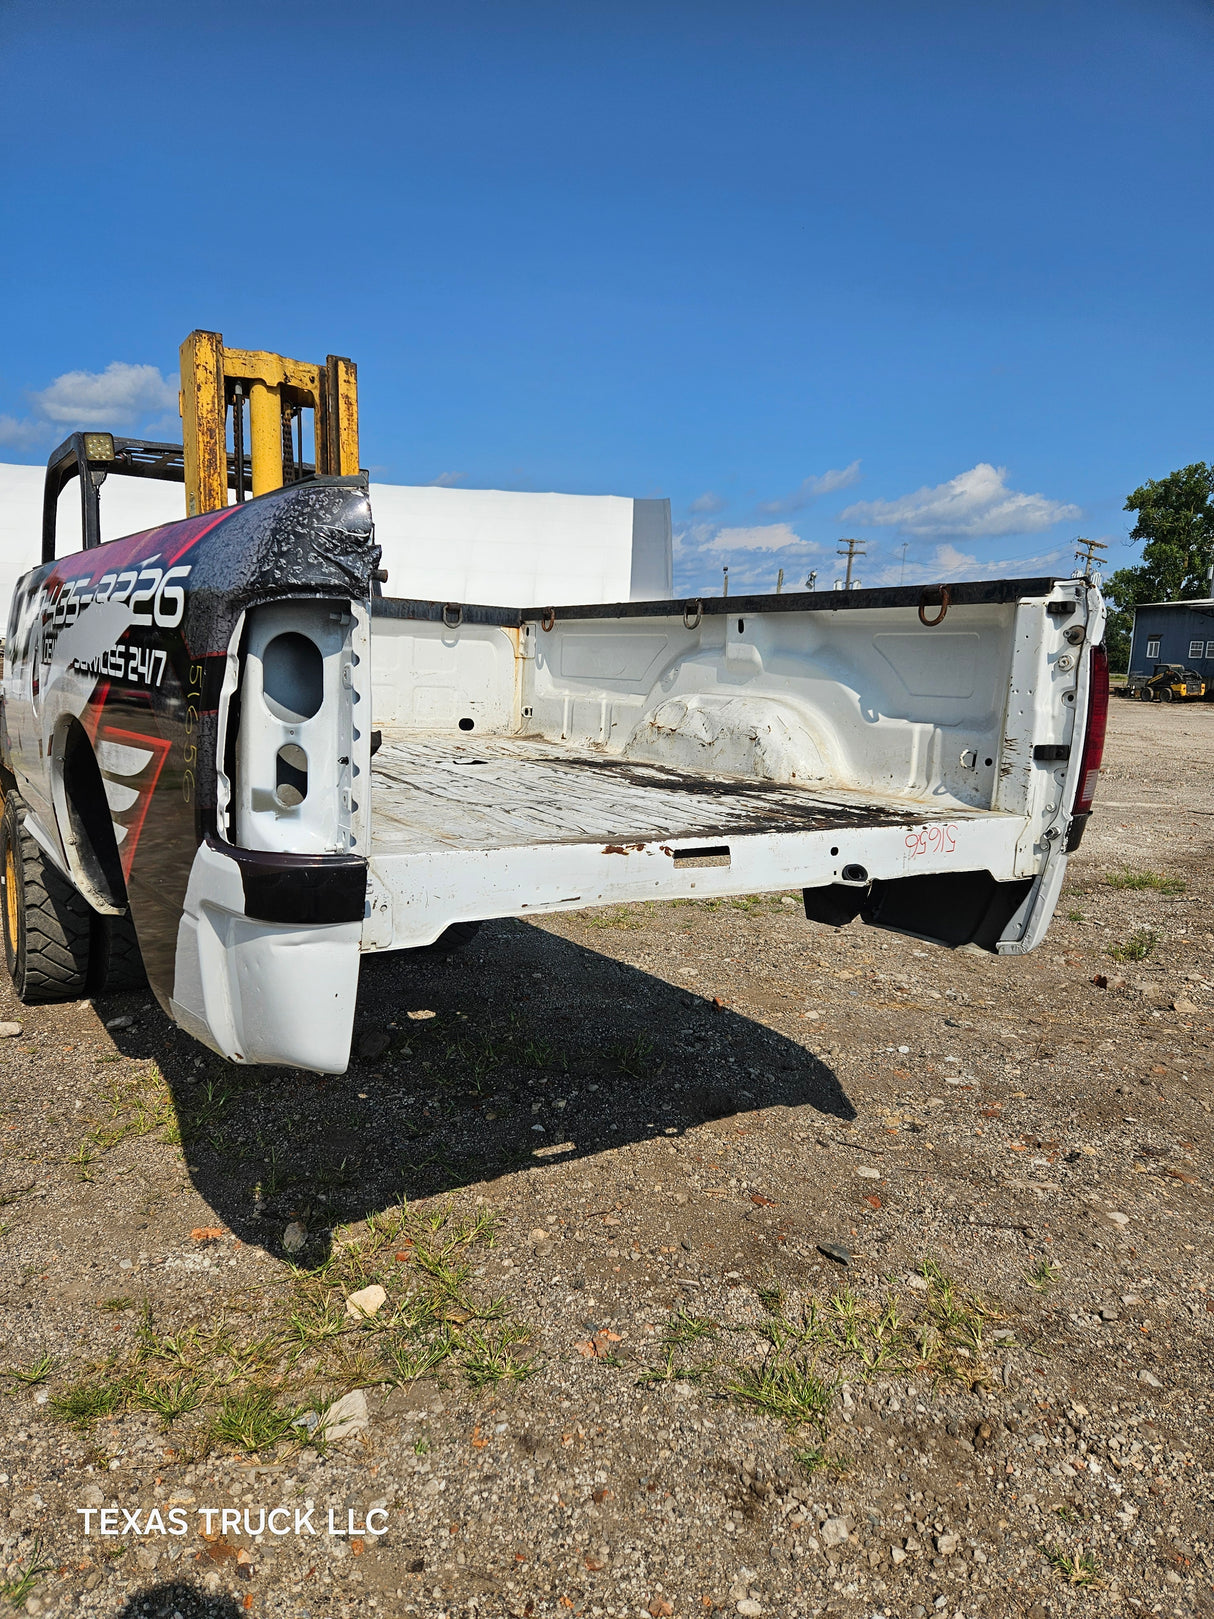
[96,909,147,992]
[0,794,96,1003]
[1160,687,1174,702]
[1139,687,1154,701]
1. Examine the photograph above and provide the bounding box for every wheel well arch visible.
[49,718,128,916]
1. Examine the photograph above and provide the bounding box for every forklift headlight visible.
[82,432,116,462]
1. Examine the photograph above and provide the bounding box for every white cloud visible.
[674,519,826,594]
[429,471,467,487]
[759,460,861,514]
[688,490,726,514]
[869,541,1071,587]
[841,463,1079,538]
[698,522,815,555]
[0,414,48,450]
[30,362,177,427]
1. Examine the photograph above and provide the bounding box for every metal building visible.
[1127,598,1214,686]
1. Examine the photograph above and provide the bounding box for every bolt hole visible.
[458,717,475,732]
[830,846,839,857]
[984,757,993,766]
[275,743,308,808]
[737,618,745,634]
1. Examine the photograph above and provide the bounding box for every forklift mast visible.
[179,331,359,517]
[41,331,360,563]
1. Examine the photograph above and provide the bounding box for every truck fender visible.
[48,718,128,917]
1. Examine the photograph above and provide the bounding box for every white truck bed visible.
[362,725,1026,953]
[368,728,1007,854]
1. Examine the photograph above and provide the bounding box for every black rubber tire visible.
[0,794,97,1003]
[1160,687,1174,702]
[97,908,147,991]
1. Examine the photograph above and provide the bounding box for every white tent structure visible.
[0,462,671,623]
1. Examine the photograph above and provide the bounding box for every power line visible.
[837,537,865,589]
[1074,536,1108,574]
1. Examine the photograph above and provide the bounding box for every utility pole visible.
[722,565,729,598]
[776,567,784,594]
[898,541,909,585]
[837,536,865,589]
[1074,536,1107,575]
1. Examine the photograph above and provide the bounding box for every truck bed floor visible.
[368,731,1001,856]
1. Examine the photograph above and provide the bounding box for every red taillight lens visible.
[1072,644,1108,816]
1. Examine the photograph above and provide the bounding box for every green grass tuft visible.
[1039,1542,1104,1587]
[50,1379,125,1427]
[1108,928,1158,962]
[5,1353,53,1386]
[210,1387,301,1452]
[726,1359,834,1431]
[1104,867,1185,895]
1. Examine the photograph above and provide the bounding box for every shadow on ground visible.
[99,918,853,1263]
[114,1583,244,1618]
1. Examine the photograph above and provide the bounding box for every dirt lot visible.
[0,698,1209,1619]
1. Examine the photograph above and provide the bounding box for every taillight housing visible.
[1065,643,1108,848]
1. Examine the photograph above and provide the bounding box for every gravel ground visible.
[0,697,1209,1619]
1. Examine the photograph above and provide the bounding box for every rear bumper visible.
[169,839,366,1072]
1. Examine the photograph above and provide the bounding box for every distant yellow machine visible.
[1127,662,1206,702]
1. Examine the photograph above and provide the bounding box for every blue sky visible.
[2,0,1212,595]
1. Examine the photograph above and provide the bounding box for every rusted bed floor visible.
[368,730,1003,856]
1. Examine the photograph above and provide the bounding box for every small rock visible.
[906,1273,930,1291]
[1172,997,1198,1014]
[1106,1211,1130,1227]
[817,1242,851,1265]
[1098,1305,1119,1322]
[357,1029,391,1059]
[528,1228,549,1244]
[105,1015,134,1030]
[737,1602,763,1618]
[319,1388,369,1442]
[820,1516,849,1548]
[282,1221,307,1254]
[0,1021,22,1038]
[890,1545,907,1564]
[406,1009,437,1021]
[936,1532,959,1555]
[1138,1370,1163,1389]
[856,1166,881,1179]
[346,1284,387,1320]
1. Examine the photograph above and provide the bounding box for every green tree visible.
[1104,463,1214,671]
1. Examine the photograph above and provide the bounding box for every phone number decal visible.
[72,643,169,688]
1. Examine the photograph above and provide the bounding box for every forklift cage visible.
[41,332,360,562]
